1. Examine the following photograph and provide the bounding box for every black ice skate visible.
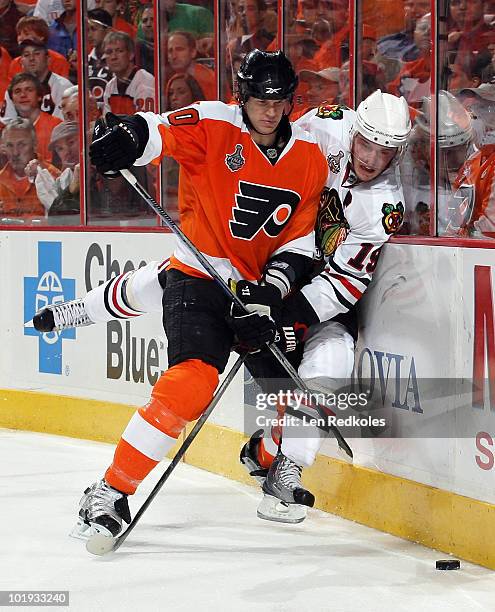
[33,298,93,332]
[240,429,269,484]
[71,480,131,540]
[257,453,315,524]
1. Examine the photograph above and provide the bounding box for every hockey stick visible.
[120,169,353,460]
[86,353,247,556]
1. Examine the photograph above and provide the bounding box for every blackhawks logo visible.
[316,104,348,120]
[316,188,351,256]
[382,202,404,234]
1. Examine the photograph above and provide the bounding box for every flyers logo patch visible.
[382,202,404,234]
[316,104,348,120]
[229,182,301,240]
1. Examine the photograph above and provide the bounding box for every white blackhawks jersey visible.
[103,67,155,116]
[295,105,405,324]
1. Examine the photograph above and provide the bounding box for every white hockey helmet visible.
[415,90,472,148]
[354,89,412,148]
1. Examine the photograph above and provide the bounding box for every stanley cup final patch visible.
[225,144,246,172]
[381,202,405,234]
[327,150,344,174]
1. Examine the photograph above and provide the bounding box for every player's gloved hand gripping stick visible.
[119,168,354,462]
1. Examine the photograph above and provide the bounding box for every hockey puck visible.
[436,559,460,570]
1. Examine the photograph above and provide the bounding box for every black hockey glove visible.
[227,281,282,353]
[275,290,321,352]
[89,112,149,174]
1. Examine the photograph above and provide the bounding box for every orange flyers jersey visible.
[455,144,495,235]
[136,102,328,282]
[33,111,62,164]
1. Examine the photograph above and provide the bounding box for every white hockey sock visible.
[84,261,165,323]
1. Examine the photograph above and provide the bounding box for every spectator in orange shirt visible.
[7,72,62,163]
[388,13,431,108]
[8,17,70,80]
[0,46,12,102]
[313,0,349,68]
[98,0,137,38]
[0,118,58,218]
[167,31,216,101]
[228,0,275,56]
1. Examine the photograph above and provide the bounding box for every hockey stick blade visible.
[85,354,246,556]
[120,170,353,461]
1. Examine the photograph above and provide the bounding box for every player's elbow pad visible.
[263,252,314,297]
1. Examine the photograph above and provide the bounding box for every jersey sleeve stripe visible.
[112,273,142,318]
[319,274,354,310]
[325,272,363,301]
[328,258,371,286]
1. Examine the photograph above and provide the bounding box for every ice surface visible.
[0,429,493,612]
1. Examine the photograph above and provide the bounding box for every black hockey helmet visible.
[236,49,298,104]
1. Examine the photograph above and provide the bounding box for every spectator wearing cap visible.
[98,0,137,38]
[24,120,80,216]
[299,66,340,109]
[165,0,214,39]
[87,8,113,108]
[47,119,79,169]
[47,0,77,60]
[6,72,62,163]
[8,17,70,80]
[0,118,59,218]
[2,39,72,121]
[0,0,23,58]
[459,83,495,147]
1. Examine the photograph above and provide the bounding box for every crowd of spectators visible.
[1,0,495,237]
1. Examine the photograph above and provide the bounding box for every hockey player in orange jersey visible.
[37,90,410,527]
[72,50,328,540]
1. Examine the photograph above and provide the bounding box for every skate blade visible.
[337,444,354,464]
[257,494,307,524]
[69,518,92,540]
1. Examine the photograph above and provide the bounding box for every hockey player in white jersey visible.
[240,91,410,522]
[33,90,411,524]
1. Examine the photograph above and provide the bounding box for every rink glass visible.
[0,0,494,240]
